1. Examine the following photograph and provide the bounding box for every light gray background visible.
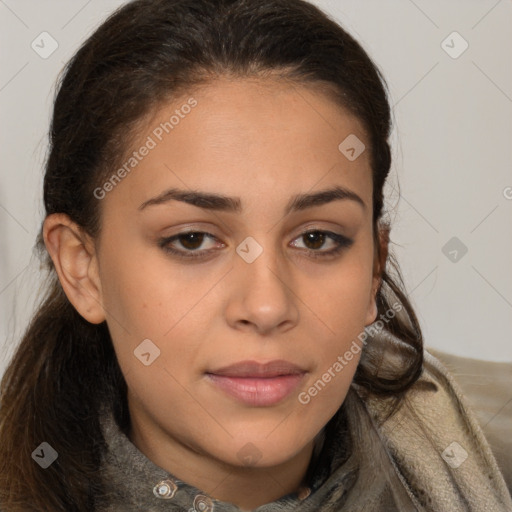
[1,0,511,380]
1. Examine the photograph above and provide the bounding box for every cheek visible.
[99,237,188,329]
[98,241,219,380]
[299,244,373,388]
[97,244,177,361]
[308,250,375,328]
[296,272,368,421]
[293,339,361,449]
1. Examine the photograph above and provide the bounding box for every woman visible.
[0,0,510,510]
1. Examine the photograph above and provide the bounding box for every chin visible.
[210,429,314,470]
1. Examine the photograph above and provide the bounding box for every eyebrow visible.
[138,185,366,215]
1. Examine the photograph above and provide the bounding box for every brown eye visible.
[158,231,223,260]
[302,231,326,250]
[290,230,354,259]
[177,232,205,250]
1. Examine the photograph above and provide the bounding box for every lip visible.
[206,360,307,407]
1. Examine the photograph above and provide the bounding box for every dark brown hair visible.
[0,0,422,510]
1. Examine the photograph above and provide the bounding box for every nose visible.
[224,244,300,336]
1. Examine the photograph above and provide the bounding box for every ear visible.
[365,221,390,326]
[43,213,106,324]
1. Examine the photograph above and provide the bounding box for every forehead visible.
[100,77,373,218]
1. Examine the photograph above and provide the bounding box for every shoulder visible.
[360,348,512,511]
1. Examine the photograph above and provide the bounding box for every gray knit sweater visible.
[95,351,512,511]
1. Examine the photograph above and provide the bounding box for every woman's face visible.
[95,77,379,470]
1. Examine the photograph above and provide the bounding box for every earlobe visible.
[43,213,106,324]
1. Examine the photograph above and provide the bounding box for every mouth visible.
[205,360,307,407]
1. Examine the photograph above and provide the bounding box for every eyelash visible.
[158,230,354,261]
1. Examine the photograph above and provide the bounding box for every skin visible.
[44,77,388,510]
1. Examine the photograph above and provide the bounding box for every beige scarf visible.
[341,349,512,511]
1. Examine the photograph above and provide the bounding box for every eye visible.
[158,231,222,259]
[290,230,353,258]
